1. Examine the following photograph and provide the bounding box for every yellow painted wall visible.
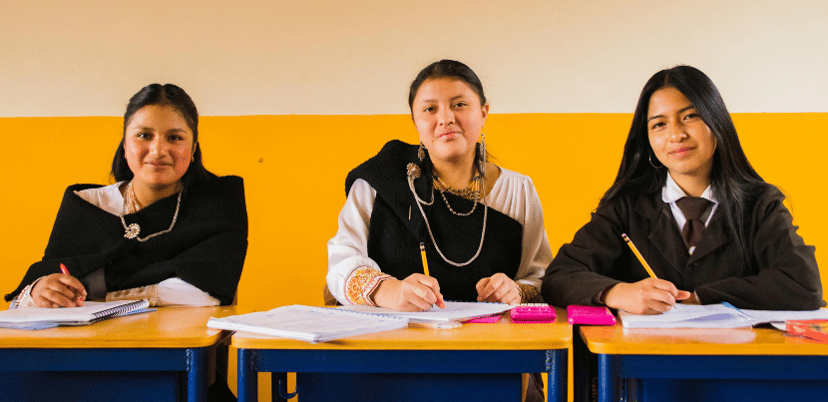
[1,113,825,310]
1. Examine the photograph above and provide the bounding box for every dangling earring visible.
[648,154,663,169]
[478,132,487,177]
[408,142,433,206]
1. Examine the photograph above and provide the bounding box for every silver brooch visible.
[407,163,421,179]
[124,223,141,239]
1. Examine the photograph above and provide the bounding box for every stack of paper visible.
[207,305,409,343]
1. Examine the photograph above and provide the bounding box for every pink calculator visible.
[510,304,557,323]
[566,305,617,325]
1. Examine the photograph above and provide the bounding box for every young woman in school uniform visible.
[325,60,552,402]
[326,59,552,310]
[6,83,248,309]
[542,65,824,314]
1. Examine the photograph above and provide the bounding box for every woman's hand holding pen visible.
[31,271,87,308]
[476,273,521,305]
[372,274,445,311]
[603,278,691,315]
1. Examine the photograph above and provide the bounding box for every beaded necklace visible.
[407,162,487,267]
[120,180,182,242]
[433,171,483,216]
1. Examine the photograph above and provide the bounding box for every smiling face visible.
[411,78,488,166]
[647,86,717,186]
[123,104,195,194]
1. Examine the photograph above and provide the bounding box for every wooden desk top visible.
[0,306,237,349]
[580,324,828,356]
[232,307,571,350]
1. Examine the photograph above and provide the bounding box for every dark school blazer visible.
[541,184,824,310]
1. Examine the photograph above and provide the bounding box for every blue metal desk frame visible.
[595,354,828,402]
[237,348,568,402]
[0,346,217,402]
[572,331,828,402]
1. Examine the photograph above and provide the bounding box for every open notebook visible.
[619,303,828,328]
[0,299,152,329]
[207,305,409,343]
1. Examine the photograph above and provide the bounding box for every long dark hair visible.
[408,60,490,172]
[601,65,766,260]
[111,83,211,188]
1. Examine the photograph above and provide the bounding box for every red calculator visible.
[510,303,557,323]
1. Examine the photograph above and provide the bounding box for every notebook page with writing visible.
[339,301,512,323]
[619,304,755,328]
[620,303,828,329]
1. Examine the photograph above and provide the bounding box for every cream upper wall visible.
[1,0,826,117]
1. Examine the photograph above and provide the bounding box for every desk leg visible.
[596,354,620,402]
[186,348,209,402]
[238,349,258,402]
[546,349,568,402]
[572,327,591,402]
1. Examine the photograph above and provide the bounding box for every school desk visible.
[232,307,571,402]
[575,324,828,402]
[0,305,236,402]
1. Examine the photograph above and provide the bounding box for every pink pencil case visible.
[567,305,617,325]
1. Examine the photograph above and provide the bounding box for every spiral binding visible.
[91,299,151,320]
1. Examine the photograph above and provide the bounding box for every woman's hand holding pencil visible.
[602,234,691,315]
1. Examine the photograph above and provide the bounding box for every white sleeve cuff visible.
[327,179,383,305]
[156,278,220,306]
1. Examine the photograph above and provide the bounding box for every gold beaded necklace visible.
[432,170,483,216]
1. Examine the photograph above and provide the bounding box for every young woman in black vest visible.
[6,84,248,309]
[326,60,552,311]
[325,60,552,401]
[542,66,823,314]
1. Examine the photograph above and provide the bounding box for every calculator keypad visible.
[510,303,557,323]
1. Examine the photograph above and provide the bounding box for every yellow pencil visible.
[621,233,658,279]
[420,242,430,276]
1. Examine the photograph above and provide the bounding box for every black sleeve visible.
[695,188,824,310]
[542,199,635,306]
[109,176,249,305]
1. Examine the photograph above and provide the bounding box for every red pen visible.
[60,263,84,304]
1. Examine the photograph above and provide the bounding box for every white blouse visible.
[326,167,553,305]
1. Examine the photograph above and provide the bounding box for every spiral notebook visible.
[0,299,153,329]
[207,305,409,343]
